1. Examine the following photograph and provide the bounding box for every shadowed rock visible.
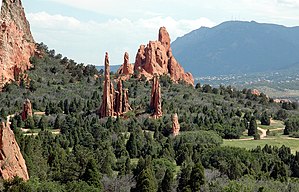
[150,76,162,119]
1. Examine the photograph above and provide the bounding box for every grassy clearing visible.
[257,119,285,130]
[223,136,299,154]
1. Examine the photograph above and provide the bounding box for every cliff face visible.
[0,0,35,87]
[0,121,29,181]
[150,76,162,119]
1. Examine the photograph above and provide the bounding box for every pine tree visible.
[248,117,257,136]
[126,133,138,158]
[135,167,158,192]
[81,159,103,189]
[189,162,205,192]
[178,162,192,192]
[261,111,270,125]
[161,168,174,192]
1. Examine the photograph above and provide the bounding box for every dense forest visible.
[1,43,299,191]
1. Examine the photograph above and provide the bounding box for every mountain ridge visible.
[171,20,299,77]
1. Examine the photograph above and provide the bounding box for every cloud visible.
[27,12,215,65]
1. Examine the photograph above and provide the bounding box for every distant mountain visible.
[171,21,299,77]
[96,65,120,73]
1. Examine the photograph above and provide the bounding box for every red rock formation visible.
[99,53,114,118]
[114,80,132,115]
[0,0,35,88]
[0,121,29,180]
[251,89,260,96]
[122,88,132,113]
[114,80,123,116]
[117,52,134,80]
[150,76,162,119]
[172,113,180,137]
[133,27,194,86]
[21,99,32,121]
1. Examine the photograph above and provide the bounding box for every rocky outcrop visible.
[150,76,162,119]
[0,0,35,88]
[99,53,131,118]
[251,89,260,96]
[0,121,29,181]
[133,27,194,86]
[117,52,134,80]
[172,113,180,137]
[99,52,115,118]
[21,99,32,121]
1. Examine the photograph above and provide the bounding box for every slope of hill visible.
[172,21,299,77]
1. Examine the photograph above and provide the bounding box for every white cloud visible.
[27,12,215,65]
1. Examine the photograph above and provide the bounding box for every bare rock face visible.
[0,0,35,88]
[251,89,260,96]
[0,121,29,181]
[99,52,114,118]
[117,52,134,80]
[150,76,162,119]
[133,27,194,86]
[172,113,180,137]
[21,99,32,121]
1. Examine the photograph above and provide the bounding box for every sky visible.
[16,0,299,66]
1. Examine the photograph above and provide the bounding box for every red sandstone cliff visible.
[0,121,29,180]
[133,27,194,86]
[0,0,35,87]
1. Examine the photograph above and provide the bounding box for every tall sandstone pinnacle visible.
[0,121,29,181]
[21,98,32,121]
[172,113,180,137]
[117,52,134,80]
[99,53,132,118]
[150,76,162,119]
[0,0,35,88]
[133,27,194,86]
[99,52,114,118]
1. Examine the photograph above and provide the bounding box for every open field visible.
[223,136,299,154]
[257,119,285,130]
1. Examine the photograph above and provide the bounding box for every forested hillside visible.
[1,44,299,191]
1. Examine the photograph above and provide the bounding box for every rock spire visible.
[21,99,33,121]
[117,52,134,80]
[99,52,115,118]
[172,113,180,136]
[150,76,162,119]
[99,53,132,118]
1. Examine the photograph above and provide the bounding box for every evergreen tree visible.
[81,159,103,189]
[135,167,158,192]
[160,168,173,192]
[178,161,192,192]
[261,111,271,125]
[189,162,205,192]
[126,133,138,158]
[248,117,257,136]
